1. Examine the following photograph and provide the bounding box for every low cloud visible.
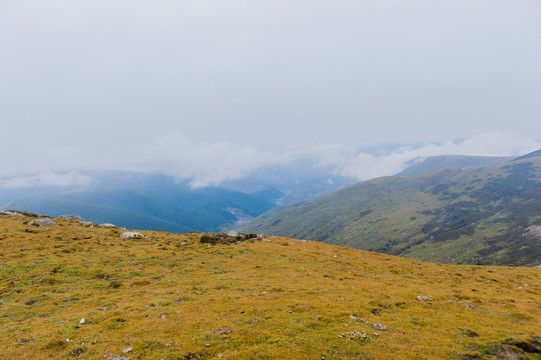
[130,133,278,187]
[331,133,541,181]
[0,172,94,189]
[1,132,540,189]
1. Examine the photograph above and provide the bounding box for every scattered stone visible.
[27,218,56,227]
[59,215,83,221]
[159,315,166,319]
[205,344,211,347]
[79,318,86,324]
[261,239,271,242]
[122,347,133,353]
[100,223,117,227]
[181,242,187,246]
[348,314,364,321]
[467,304,479,309]
[103,355,130,360]
[227,231,238,237]
[526,224,541,238]
[214,328,232,335]
[338,330,369,341]
[416,296,433,301]
[98,307,109,311]
[373,323,387,331]
[120,232,145,239]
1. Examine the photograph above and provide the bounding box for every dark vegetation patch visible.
[354,210,373,221]
[431,183,450,195]
[460,337,541,360]
[200,232,259,245]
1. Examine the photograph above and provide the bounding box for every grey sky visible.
[1,0,540,183]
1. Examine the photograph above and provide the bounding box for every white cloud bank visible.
[1,132,540,189]
[0,172,94,189]
[119,132,541,186]
[330,133,541,181]
[131,133,277,187]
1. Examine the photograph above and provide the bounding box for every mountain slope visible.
[237,152,541,266]
[1,213,540,359]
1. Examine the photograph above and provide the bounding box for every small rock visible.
[261,239,271,242]
[122,347,133,353]
[103,355,130,360]
[227,231,238,237]
[214,328,232,335]
[181,242,187,246]
[205,343,211,347]
[27,218,56,227]
[100,223,117,227]
[120,232,145,239]
[58,215,83,221]
[98,306,109,311]
[373,323,387,331]
[416,296,432,301]
[79,318,85,324]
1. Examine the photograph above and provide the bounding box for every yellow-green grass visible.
[1,214,540,359]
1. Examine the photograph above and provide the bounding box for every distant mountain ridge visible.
[397,154,512,176]
[236,149,541,266]
[1,163,355,232]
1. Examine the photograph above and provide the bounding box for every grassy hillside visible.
[237,154,541,266]
[1,213,540,359]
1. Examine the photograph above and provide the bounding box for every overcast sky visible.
[1,0,540,186]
